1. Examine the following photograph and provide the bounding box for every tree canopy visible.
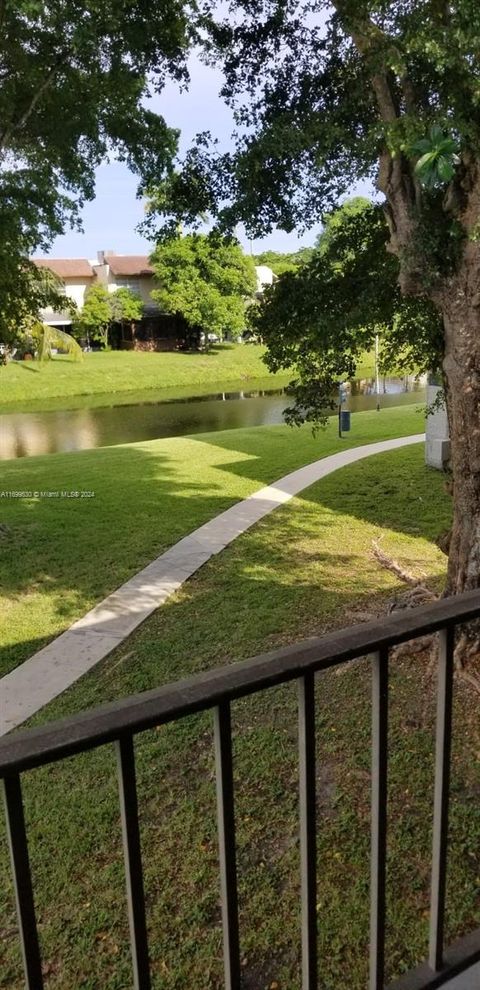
[0,0,197,340]
[151,1,480,250]
[252,197,442,424]
[253,247,314,276]
[73,284,145,346]
[150,234,257,338]
[74,284,112,346]
[147,0,480,598]
[0,261,72,350]
[109,287,144,325]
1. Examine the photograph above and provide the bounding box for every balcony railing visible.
[1,589,480,990]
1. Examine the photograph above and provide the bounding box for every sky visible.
[48,54,373,261]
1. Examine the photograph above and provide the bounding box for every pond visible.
[0,376,426,460]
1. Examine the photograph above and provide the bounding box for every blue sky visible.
[49,55,372,260]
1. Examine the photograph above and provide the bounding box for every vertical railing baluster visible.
[214,701,241,990]
[429,625,455,972]
[370,647,389,990]
[116,735,151,990]
[298,672,318,990]
[2,773,44,990]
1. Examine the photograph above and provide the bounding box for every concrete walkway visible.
[446,962,480,989]
[0,434,424,735]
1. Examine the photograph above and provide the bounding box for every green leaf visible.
[436,156,455,182]
[415,151,438,174]
[429,123,445,145]
[412,138,432,155]
[438,137,458,155]
[40,326,83,362]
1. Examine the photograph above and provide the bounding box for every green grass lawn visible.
[0,345,380,413]
[2,444,477,990]
[0,345,290,411]
[0,405,424,677]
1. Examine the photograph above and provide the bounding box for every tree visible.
[0,261,73,353]
[37,324,83,363]
[74,284,112,348]
[150,1,480,599]
[254,247,314,276]
[0,1,197,331]
[251,197,442,423]
[150,234,257,339]
[109,288,144,327]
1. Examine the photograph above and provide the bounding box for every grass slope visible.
[2,446,476,990]
[0,345,289,411]
[0,346,379,413]
[0,406,424,676]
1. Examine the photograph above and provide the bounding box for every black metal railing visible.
[1,590,480,990]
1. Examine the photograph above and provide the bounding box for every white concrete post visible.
[425,384,450,469]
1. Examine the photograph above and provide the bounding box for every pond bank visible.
[0,377,425,460]
[0,345,291,412]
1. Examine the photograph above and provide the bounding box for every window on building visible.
[115,276,141,295]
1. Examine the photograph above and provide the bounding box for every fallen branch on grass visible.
[371,538,480,694]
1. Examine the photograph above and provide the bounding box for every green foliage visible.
[74,284,112,345]
[411,126,460,189]
[109,287,144,324]
[251,199,442,426]
[151,234,257,337]
[38,324,83,363]
[315,197,373,258]
[74,286,144,348]
[147,2,480,261]
[0,1,196,328]
[0,261,74,350]
[253,247,314,276]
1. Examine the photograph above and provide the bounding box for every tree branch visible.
[399,73,419,115]
[331,3,399,123]
[0,58,62,152]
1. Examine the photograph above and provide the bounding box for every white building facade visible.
[34,252,276,325]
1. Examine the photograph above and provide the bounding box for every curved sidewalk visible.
[0,434,424,735]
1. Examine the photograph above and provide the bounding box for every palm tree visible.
[38,324,83,362]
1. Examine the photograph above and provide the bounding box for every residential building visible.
[33,258,96,330]
[255,263,278,297]
[94,251,156,309]
[33,250,276,350]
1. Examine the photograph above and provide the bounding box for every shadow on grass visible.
[0,435,450,678]
[0,444,241,675]
[2,574,477,990]
[17,361,40,372]
[1,436,473,990]
[196,431,450,544]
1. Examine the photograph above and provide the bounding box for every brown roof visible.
[106,255,154,277]
[34,258,94,278]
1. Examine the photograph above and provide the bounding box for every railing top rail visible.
[1,589,479,776]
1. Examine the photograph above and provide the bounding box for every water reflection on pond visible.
[0,376,426,461]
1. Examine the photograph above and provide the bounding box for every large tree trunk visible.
[340,4,480,602]
[440,244,480,595]
[378,147,480,597]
